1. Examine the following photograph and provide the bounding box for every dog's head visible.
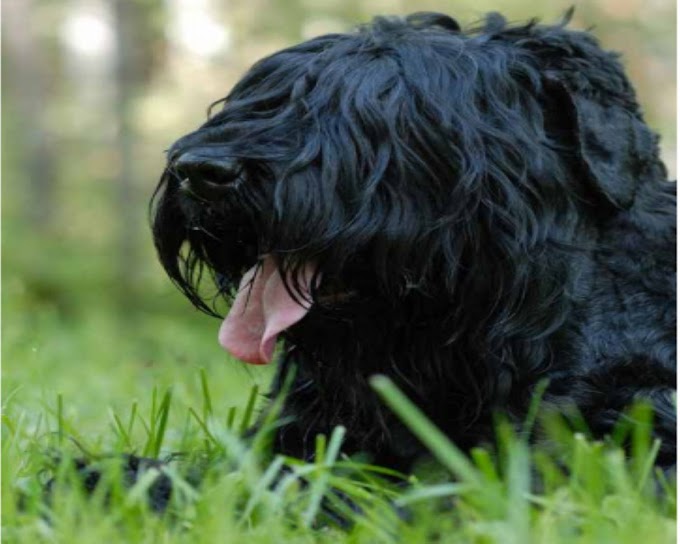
[151,12,664,373]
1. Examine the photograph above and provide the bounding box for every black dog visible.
[152,12,676,473]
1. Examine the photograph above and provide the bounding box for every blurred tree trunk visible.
[3,0,57,230]
[112,0,164,311]
[113,0,138,310]
[111,0,165,315]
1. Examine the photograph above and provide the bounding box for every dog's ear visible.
[544,75,657,208]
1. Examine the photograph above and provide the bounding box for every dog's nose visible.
[172,151,243,201]
[173,151,241,180]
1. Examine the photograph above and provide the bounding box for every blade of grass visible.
[370,375,479,485]
[522,379,549,437]
[226,406,237,431]
[188,407,221,451]
[56,393,64,447]
[200,367,213,419]
[240,455,286,521]
[142,388,159,456]
[302,426,346,527]
[127,400,138,438]
[109,410,132,449]
[150,388,172,458]
[239,385,259,435]
[394,483,469,506]
[635,438,661,493]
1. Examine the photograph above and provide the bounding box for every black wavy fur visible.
[151,11,676,478]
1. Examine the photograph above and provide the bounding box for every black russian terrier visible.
[151,11,676,477]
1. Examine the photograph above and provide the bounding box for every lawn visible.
[3,240,676,544]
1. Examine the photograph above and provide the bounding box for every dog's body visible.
[152,12,676,472]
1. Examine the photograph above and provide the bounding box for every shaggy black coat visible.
[152,12,676,471]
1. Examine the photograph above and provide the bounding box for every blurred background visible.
[2,0,676,430]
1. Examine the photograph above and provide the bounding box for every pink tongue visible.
[218,256,316,364]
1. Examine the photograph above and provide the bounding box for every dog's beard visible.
[218,256,318,364]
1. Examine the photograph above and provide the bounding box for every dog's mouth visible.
[218,255,319,364]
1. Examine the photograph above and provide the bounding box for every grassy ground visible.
[2,230,676,543]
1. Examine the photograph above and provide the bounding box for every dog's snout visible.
[172,151,243,201]
[174,152,241,180]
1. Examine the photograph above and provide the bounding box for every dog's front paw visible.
[43,454,174,513]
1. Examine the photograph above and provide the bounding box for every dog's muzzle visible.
[173,151,243,201]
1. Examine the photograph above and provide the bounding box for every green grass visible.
[2,234,676,543]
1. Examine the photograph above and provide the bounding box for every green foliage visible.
[3,344,675,543]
